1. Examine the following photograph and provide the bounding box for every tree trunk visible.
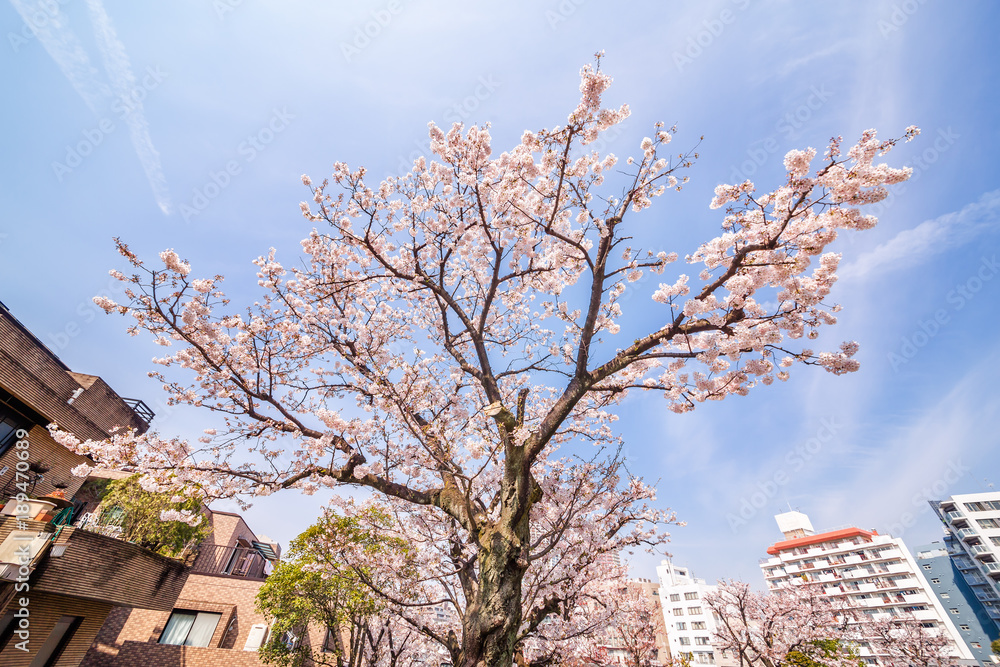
[459,526,528,667]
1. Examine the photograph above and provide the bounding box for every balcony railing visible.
[957,528,978,541]
[122,397,155,425]
[191,544,269,579]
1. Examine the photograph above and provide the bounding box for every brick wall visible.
[0,591,112,667]
[85,573,273,665]
[114,640,269,667]
[0,423,89,499]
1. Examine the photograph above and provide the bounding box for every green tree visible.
[98,474,209,557]
[992,639,1000,656]
[786,639,859,667]
[255,506,422,667]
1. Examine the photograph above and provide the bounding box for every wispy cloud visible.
[840,188,1000,281]
[8,0,109,111]
[8,0,171,214]
[85,0,171,214]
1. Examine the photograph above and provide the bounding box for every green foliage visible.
[255,506,414,667]
[98,474,209,558]
[992,638,1000,656]
[786,639,859,667]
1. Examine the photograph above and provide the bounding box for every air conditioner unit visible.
[244,623,268,651]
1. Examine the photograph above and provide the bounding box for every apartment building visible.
[82,507,283,666]
[930,493,1000,619]
[0,302,189,666]
[916,538,999,665]
[759,511,974,665]
[656,560,734,667]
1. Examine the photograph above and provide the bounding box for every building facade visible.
[759,511,975,665]
[656,560,734,667]
[916,539,999,665]
[0,302,190,666]
[82,507,283,666]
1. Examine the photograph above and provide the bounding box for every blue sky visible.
[2,0,999,586]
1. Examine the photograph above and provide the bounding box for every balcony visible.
[957,528,978,541]
[946,511,968,526]
[122,397,155,426]
[191,544,270,580]
[982,561,1000,577]
[970,544,993,559]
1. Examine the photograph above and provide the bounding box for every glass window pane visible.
[185,612,221,648]
[160,612,196,645]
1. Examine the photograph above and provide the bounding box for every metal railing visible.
[191,544,268,579]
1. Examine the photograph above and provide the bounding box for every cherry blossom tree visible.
[705,580,859,667]
[59,55,918,667]
[866,613,953,667]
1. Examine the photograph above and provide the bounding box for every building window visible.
[696,637,711,645]
[960,624,971,631]
[30,615,82,667]
[930,578,940,584]
[688,606,702,615]
[692,621,707,630]
[950,608,960,615]
[670,594,681,602]
[966,501,1000,512]
[159,611,222,647]
[977,519,1000,529]
[679,637,691,646]
[940,593,950,598]
[972,643,982,649]
[991,536,1000,547]
[673,608,684,616]
[922,564,932,570]
[676,622,687,630]
[685,592,699,600]
[0,414,23,459]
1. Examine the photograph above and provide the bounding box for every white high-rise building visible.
[656,560,735,667]
[930,492,1000,610]
[759,511,974,665]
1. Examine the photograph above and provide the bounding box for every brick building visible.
[0,302,189,666]
[83,508,283,666]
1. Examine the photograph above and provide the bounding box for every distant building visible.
[656,560,735,667]
[759,511,975,665]
[927,492,1000,664]
[915,539,999,665]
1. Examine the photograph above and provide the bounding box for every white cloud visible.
[9,0,109,111]
[85,0,171,214]
[8,0,171,214]
[840,188,1000,281]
